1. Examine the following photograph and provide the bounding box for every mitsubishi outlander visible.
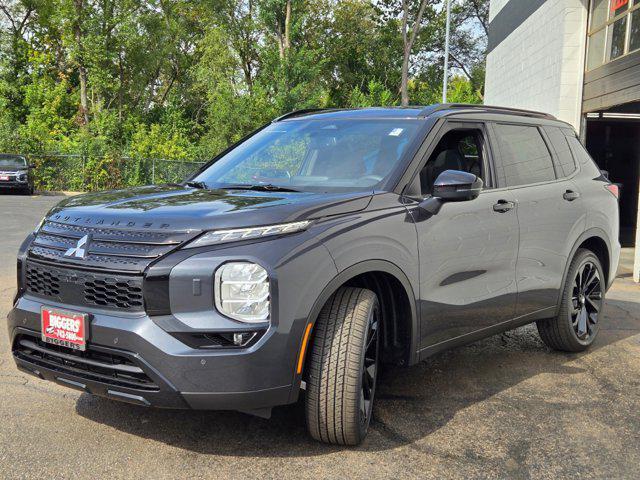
[8,104,620,445]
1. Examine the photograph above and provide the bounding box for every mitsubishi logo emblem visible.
[64,234,91,259]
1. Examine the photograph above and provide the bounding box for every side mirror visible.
[28,164,36,169]
[432,170,483,201]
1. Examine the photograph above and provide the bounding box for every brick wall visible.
[485,0,589,130]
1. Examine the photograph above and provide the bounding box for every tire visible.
[537,248,605,352]
[305,287,380,446]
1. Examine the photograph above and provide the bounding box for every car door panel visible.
[510,178,586,317]
[408,121,519,350]
[413,190,519,348]
[489,122,587,318]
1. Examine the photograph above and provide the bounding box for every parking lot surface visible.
[1,193,639,479]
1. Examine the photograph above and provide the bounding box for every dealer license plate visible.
[41,307,88,351]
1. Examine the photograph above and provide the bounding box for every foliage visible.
[0,0,488,191]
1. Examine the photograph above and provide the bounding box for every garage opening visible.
[585,107,640,248]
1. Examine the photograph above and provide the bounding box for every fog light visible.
[214,262,270,323]
[233,332,257,346]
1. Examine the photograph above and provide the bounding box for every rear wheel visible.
[305,287,380,446]
[537,248,604,352]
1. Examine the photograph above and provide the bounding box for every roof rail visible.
[273,108,335,122]
[418,103,556,120]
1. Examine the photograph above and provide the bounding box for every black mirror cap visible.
[432,169,483,201]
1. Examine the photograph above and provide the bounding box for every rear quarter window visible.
[565,134,602,177]
[544,126,577,177]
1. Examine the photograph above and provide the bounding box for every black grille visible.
[25,261,144,312]
[28,220,198,273]
[85,277,143,309]
[13,335,158,391]
[25,264,61,296]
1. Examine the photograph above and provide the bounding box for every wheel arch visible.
[305,260,419,368]
[556,228,613,313]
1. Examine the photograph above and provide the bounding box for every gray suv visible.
[8,104,620,445]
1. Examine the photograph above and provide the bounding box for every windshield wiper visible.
[185,181,209,190]
[223,183,301,193]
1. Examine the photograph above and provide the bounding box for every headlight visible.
[17,170,28,182]
[214,262,270,323]
[185,220,311,248]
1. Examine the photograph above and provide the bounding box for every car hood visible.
[46,184,373,231]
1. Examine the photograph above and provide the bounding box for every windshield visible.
[0,156,27,168]
[192,119,421,192]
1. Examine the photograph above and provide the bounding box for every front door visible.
[409,122,520,349]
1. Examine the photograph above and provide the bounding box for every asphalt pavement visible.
[1,192,640,479]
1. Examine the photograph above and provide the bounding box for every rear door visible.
[490,122,586,318]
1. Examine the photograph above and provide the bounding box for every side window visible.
[544,126,577,177]
[566,135,601,177]
[493,123,556,187]
[419,128,486,196]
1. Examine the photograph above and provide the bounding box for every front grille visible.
[28,220,198,273]
[13,334,158,391]
[85,277,143,310]
[25,261,144,312]
[25,264,61,296]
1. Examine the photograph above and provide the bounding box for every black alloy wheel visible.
[537,248,605,352]
[571,259,603,342]
[360,304,380,428]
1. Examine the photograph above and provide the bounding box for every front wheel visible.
[537,248,605,352]
[305,287,380,446]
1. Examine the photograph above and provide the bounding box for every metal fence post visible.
[152,159,156,184]
[82,155,86,190]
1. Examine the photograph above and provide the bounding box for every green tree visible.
[0,0,489,192]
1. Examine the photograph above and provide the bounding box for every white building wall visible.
[485,0,589,130]
[489,0,511,21]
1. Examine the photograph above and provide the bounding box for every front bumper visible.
[0,180,29,189]
[8,295,296,412]
[9,222,339,413]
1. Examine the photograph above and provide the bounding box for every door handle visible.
[563,190,580,201]
[493,200,516,213]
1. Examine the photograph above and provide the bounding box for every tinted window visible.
[607,16,628,61]
[419,129,486,196]
[493,124,556,187]
[544,127,577,177]
[566,135,601,177]
[631,8,640,53]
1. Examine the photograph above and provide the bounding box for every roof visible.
[274,107,426,121]
[274,104,558,122]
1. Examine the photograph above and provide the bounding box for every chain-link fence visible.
[10,153,207,192]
